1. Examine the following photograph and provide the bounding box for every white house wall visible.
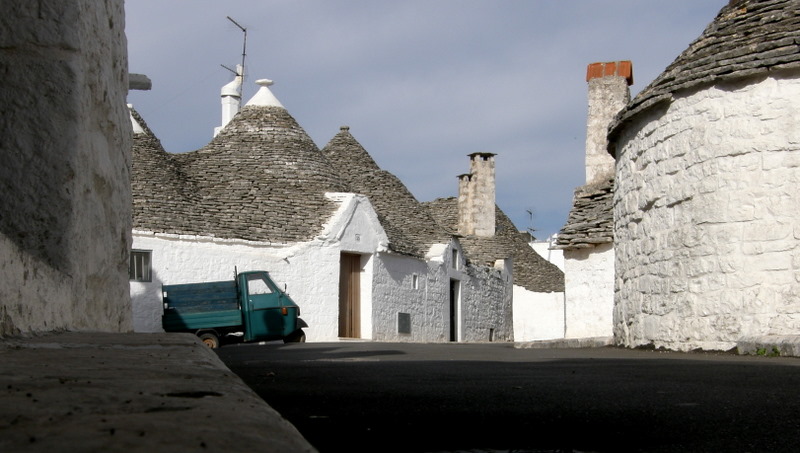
[563,243,614,339]
[130,232,342,340]
[530,237,565,272]
[369,243,513,343]
[130,193,514,343]
[371,252,441,342]
[512,287,565,341]
[131,193,385,341]
[614,74,800,351]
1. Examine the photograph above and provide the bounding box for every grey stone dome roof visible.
[132,104,346,243]
[131,108,210,236]
[321,126,451,257]
[609,0,800,154]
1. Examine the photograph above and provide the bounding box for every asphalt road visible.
[216,342,800,453]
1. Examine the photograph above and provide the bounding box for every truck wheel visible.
[198,332,220,349]
[284,329,306,343]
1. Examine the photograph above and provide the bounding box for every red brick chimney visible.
[585,61,632,184]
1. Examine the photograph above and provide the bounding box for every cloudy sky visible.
[125,1,725,240]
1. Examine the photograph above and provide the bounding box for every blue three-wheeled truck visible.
[161,270,307,348]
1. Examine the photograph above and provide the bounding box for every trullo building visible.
[609,0,800,351]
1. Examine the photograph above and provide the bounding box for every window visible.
[397,312,411,334]
[412,274,419,290]
[451,249,459,270]
[129,250,151,282]
[247,275,273,295]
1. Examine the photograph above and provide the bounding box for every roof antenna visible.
[222,16,247,98]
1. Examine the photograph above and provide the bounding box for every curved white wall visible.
[614,73,800,351]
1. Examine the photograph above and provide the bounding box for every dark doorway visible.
[449,279,459,342]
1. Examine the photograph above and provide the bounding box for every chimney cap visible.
[468,152,497,159]
[586,61,633,85]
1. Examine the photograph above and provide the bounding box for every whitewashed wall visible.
[131,193,514,343]
[371,252,442,342]
[512,287,565,341]
[370,242,513,343]
[614,73,800,351]
[530,238,565,272]
[1,0,131,335]
[563,243,614,338]
[131,194,386,341]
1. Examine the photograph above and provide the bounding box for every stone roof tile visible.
[554,178,614,250]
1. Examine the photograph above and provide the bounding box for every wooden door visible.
[339,253,361,338]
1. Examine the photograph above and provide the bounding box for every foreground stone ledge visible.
[0,332,316,452]
[737,335,800,358]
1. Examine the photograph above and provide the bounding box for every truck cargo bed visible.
[162,280,243,331]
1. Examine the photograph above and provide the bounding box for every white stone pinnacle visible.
[244,78,284,108]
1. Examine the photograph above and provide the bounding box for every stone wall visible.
[0,0,132,335]
[614,73,800,351]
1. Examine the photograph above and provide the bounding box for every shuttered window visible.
[129,250,152,282]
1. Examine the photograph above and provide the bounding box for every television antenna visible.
[221,16,247,98]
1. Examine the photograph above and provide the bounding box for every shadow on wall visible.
[132,268,166,333]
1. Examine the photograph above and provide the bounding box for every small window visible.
[412,274,419,290]
[451,249,459,270]
[129,250,151,282]
[398,312,411,334]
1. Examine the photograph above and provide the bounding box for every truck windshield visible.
[247,275,273,295]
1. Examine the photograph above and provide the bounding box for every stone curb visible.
[514,336,615,349]
[0,332,317,452]
[515,335,800,358]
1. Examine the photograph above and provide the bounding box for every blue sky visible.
[125,1,725,240]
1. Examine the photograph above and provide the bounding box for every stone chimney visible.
[457,152,496,237]
[584,61,632,184]
[214,64,243,137]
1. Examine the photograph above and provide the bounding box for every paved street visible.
[216,342,800,453]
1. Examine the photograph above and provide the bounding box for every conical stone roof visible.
[609,0,800,153]
[131,107,209,236]
[132,85,347,244]
[321,127,451,257]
